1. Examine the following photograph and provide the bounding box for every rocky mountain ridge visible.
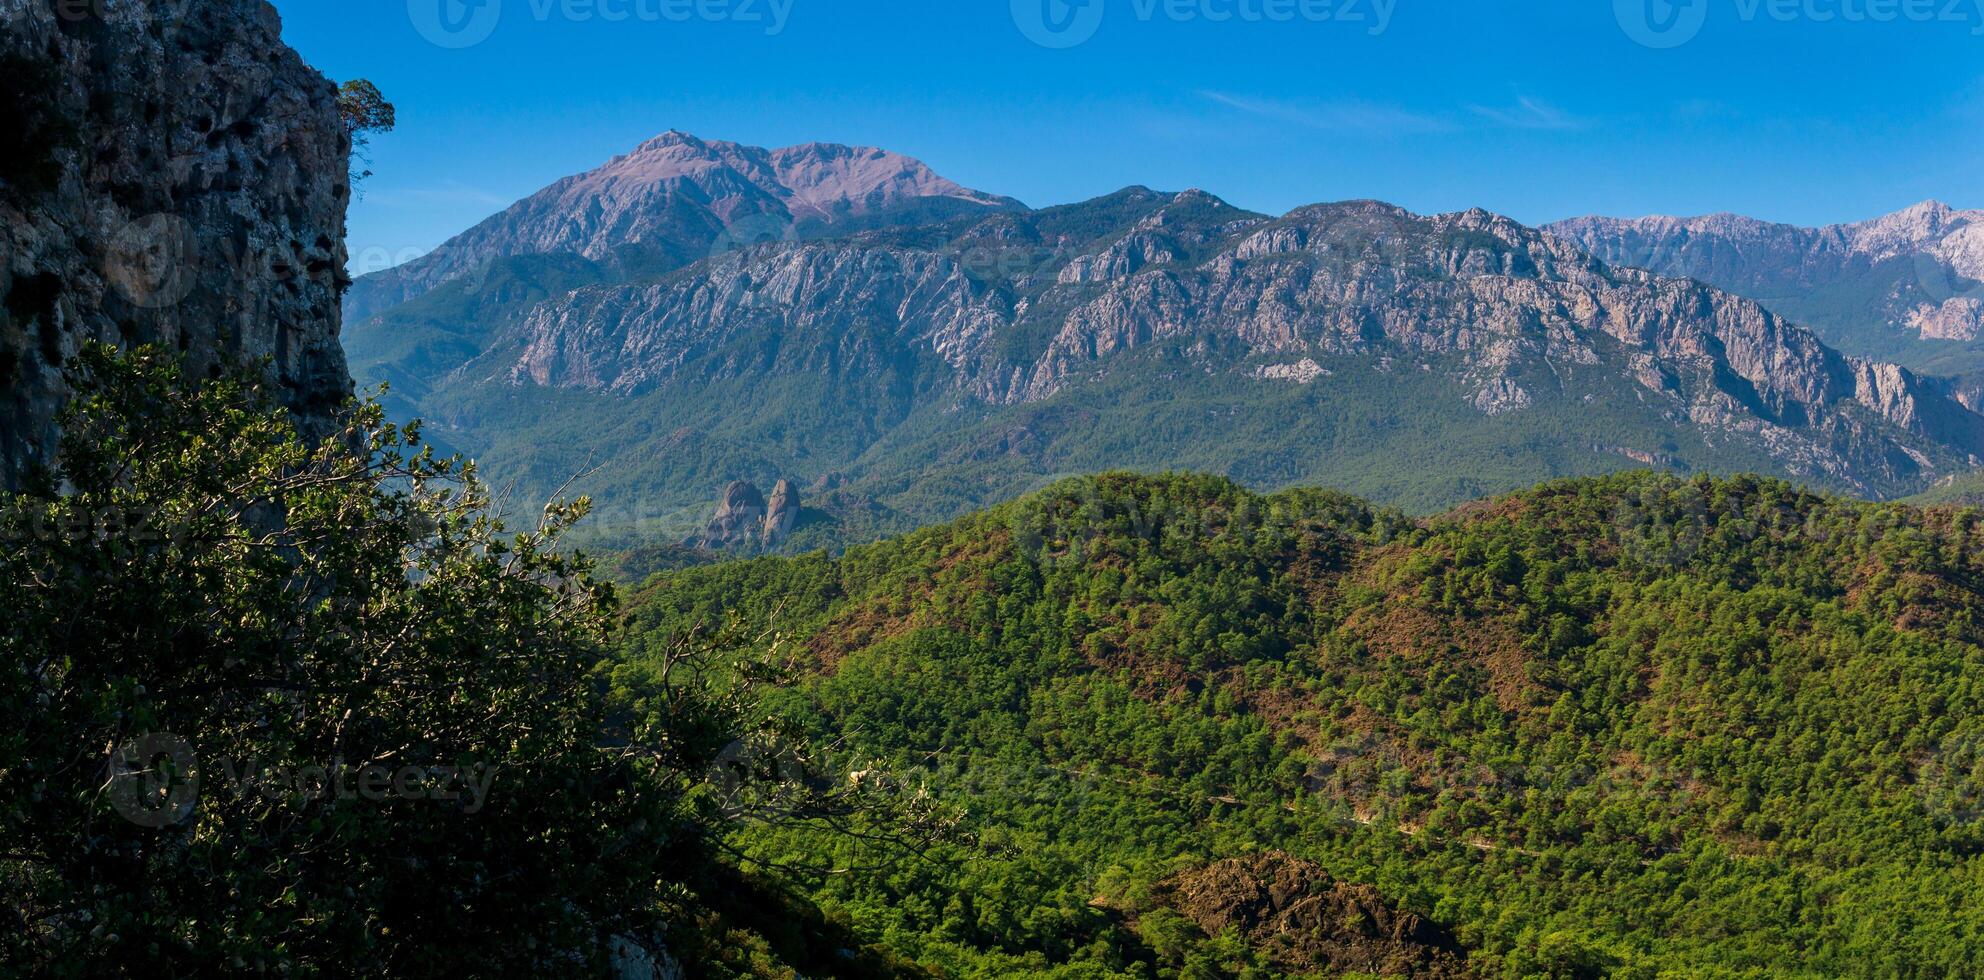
[1549,201,1984,351]
[342,134,1984,542]
[483,190,1984,497]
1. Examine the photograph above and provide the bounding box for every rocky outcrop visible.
[689,478,802,550]
[0,0,352,487]
[610,936,684,980]
[762,478,800,545]
[693,480,766,549]
[506,244,1004,396]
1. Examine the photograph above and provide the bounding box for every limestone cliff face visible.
[493,193,1984,493]
[1550,202,1984,344]
[0,0,352,486]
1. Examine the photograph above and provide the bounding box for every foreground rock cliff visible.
[0,0,352,486]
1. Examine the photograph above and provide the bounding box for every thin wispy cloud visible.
[1465,96,1587,132]
[1202,91,1591,136]
[1198,91,1455,135]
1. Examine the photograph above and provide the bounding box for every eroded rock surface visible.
[0,0,352,485]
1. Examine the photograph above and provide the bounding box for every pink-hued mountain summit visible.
[344,132,1021,321]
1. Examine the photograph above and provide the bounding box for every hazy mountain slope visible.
[1549,201,1984,373]
[1908,468,1984,506]
[617,471,1984,976]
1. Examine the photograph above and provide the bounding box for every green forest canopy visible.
[618,470,1984,978]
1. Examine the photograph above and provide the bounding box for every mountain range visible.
[1550,202,1984,380]
[343,133,1984,547]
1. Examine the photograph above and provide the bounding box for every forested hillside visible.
[619,471,1984,977]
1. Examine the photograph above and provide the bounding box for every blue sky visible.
[273,1,1984,273]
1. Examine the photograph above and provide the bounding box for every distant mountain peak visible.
[1554,200,1977,242]
[343,132,1021,322]
[760,138,1016,214]
[635,128,705,148]
[1841,199,1979,256]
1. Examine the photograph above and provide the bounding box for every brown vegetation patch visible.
[1078,602,1205,701]
[1153,852,1476,978]
[1435,494,1531,528]
[805,595,928,672]
[1344,603,1541,715]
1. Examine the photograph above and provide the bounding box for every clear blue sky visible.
[273,1,1984,273]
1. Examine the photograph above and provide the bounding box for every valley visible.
[11,2,1984,975]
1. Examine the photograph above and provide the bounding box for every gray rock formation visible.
[0,0,352,487]
[495,194,1984,495]
[762,478,800,545]
[692,479,766,549]
[687,477,803,550]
